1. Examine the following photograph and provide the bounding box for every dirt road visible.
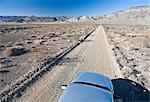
[16,25,116,102]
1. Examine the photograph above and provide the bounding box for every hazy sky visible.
[0,0,150,16]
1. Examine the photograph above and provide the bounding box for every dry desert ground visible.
[0,23,97,91]
[0,22,149,102]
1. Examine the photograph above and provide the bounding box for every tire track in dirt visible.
[17,25,117,102]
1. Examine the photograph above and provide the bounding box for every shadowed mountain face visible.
[112,78,150,102]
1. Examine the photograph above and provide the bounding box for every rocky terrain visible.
[103,24,150,91]
[0,23,97,92]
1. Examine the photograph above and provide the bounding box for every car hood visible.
[60,83,113,102]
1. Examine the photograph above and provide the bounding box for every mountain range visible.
[0,5,150,24]
[68,5,150,24]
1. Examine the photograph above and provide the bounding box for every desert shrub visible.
[3,46,29,57]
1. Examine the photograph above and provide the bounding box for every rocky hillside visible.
[68,5,150,24]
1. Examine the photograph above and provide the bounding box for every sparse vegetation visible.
[104,24,150,91]
[0,23,97,91]
[3,46,29,57]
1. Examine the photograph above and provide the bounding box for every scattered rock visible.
[0,45,5,48]
[25,40,32,44]
[30,35,37,38]
[134,48,139,50]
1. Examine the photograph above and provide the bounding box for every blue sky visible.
[0,0,150,16]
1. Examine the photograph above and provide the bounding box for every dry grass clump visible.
[3,46,29,57]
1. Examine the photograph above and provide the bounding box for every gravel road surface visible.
[16,25,116,102]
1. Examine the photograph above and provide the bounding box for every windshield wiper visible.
[73,82,113,93]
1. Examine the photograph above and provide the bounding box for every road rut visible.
[16,25,116,102]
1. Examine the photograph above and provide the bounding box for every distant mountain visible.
[0,16,28,23]
[0,16,71,22]
[68,5,150,24]
[1,5,150,24]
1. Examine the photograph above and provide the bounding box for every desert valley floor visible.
[0,22,149,102]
